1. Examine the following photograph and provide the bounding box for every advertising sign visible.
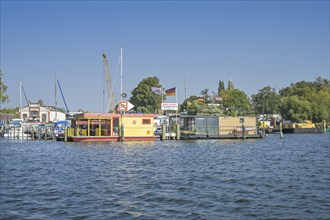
[161,103,178,111]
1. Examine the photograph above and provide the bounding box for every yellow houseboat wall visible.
[122,115,155,137]
[68,113,156,141]
[219,116,257,135]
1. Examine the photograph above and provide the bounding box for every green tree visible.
[218,80,225,95]
[310,89,330,122]
[280,96,313,122]
[0,71,9,108]
[227,79,234,90]
[279,77,330,122]
[180,95,203,115]
[200,88,209,106]
[129,77,163,113]
[251,86,281,115]
[221,89,251,116]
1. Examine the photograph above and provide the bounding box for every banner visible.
[165,87,176,96]
[151,87,162,95]
[161,103,178,110]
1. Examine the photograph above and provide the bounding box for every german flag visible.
[165,87,176,96]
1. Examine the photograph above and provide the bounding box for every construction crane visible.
[103,53,115,113]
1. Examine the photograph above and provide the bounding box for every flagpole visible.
[161,86,163,115]
[176,86,178,125]
[175,87,177,105]
[185,75,188,114]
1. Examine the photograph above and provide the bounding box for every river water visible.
[1,134,329,219]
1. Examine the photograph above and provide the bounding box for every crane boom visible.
[103,53,115,112]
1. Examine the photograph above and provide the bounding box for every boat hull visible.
[70,136,157,142]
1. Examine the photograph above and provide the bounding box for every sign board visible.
[161,103,178,111]
[118,101,134,111]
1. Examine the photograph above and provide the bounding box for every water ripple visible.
[1,134,329,219]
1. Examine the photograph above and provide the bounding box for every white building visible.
[20,102,66,123]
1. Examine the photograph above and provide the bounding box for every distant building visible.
[20,102,66,123]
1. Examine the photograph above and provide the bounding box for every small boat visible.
[54,120,71,140]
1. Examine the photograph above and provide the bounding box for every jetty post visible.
[242,124,246,139]
[52,127,55,141]
[280,122,283,138]
[44,128,47,141]
[323,120,326,133]
[38,128,41,140]
[31,125,35,141]
[161,123,166,140]
[64,127,68,142]
[176,123,180,140]
[120,112,124,141]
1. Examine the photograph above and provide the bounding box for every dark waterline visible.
[1,134,329,219]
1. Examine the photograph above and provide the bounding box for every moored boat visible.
[66,113,157,142]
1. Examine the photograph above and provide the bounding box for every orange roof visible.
[77,113,156,118]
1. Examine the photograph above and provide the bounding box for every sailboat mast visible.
[19,81,22,119]
[120,47,123,101]
[55,75,57,120]
[185,75,188,113]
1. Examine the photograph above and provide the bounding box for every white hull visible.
[2,127,31,140]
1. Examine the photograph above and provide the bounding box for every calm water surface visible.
[1,134,329,219]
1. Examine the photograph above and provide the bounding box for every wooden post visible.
[87,119,90,137]
[162,123,166,140]
[242,124,246,139]
[280,122,283,138]
[323,120,326,133]
[99,119,101,136]
[64,127,68,142]
[45,128,48,141]
[31,125,34,141]
[176,123,180,140]
[52,127,55,141]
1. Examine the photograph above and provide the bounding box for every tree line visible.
[128,76,329,123]
[1,70,329,123]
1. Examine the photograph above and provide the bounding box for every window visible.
[142,119,151,125]
[31,111,39,116]
[113,117,119,136]
[42,114,47,122]
[239,118,244,124]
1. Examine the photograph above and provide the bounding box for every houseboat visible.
[178,115,262,139]
[66,113,157,142]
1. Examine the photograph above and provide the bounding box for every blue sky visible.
[1,1,329,112]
